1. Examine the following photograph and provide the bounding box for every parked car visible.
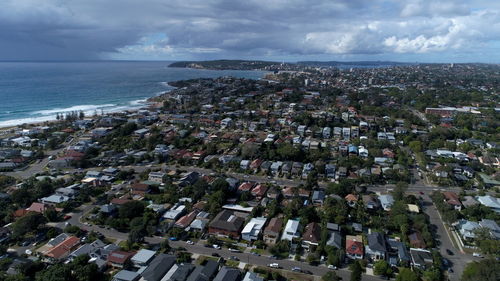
[446,249,454,255]
[268,263,279,268]
[212,244,221,249]
[327,265,337,270]
[169,237,178,241]
[291,267,301,272]
[186,240,194,245]
[473,252,483,258]
[229,248,241,253]
[211,253,220,257]
[229,256,239,261]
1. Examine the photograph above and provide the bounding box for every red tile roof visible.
[175,210,198,228]
[46,236,80,259]
[251,184,268,197]
[107,250,135,265]
[345,194,359,202]
[238,182,254,192]
[346,238,364,256]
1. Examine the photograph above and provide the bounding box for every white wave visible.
[0,100,152,128]
[0,115,57,128]
[159,81,172,88]
[32,104,116,116]
[129,99,148,106]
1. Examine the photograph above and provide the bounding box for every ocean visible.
[0,61,266,127]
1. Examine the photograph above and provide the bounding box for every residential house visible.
[281,219,301,241]
[442,191,462,210]
[408,231,426,249]
[379,194,394,211]
[175,211,198,229]
[162,204,186,221]
[213,266,240,281]
[131,249,156,267]
[362,195,380,210]
[208,210,246,239]
[113,270,140,281]
[250,184,268,199]
[476,195,500,213]
[312,190,325,205]
[241,217,267,242]
[108,250,135,268]
[479,219,500,240]
[44,236,81,261]
[301,222,321,251]
[365,232,387,262]
[386,239,410,266]
[243,271,264,281]
[263,217,283,245]
[410,248,433,269]
[326,231,343,249]
[186,260,219,281]
[139,254,176,281]
[148,172,165,184]
[346,235,364,259]
[160,263,195,281]
[457,219,480,240]
[345,194,358,207]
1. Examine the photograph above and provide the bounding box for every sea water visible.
[0,61,266,127]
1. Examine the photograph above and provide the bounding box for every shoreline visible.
[0,101,153,131]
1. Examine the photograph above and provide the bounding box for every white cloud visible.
[0,0,499,61]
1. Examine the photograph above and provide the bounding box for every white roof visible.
[131,249,156,264]
[477,195,500,211]
[241,217,267,237]
[41,194,69,204]
[281,219,300,241]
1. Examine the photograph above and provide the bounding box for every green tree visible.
[409,141,423,153]
[461,258,500,281]
[322,271,341,281]
[396,268,420,281]
[349,260,362,281]
[374,260,392,277]
[35,264,72,281]
[393,182,408,201]
[119,201,145,219]
[12,213,46,238]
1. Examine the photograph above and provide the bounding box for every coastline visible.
[0,63,267,130]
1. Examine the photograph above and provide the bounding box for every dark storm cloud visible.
[0,0,499,61]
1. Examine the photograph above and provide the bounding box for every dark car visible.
[446,249,454,255]
[302,270,313,275]
[211,253,220,257]
[230,256,239,261]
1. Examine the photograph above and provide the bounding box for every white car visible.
[186,240,194,245]
[473,252,483,258]
[327,265,337,270]
[268,263,279,268]
[213,244,221,249]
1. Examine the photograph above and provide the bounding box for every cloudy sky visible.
[1,0,499,62]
